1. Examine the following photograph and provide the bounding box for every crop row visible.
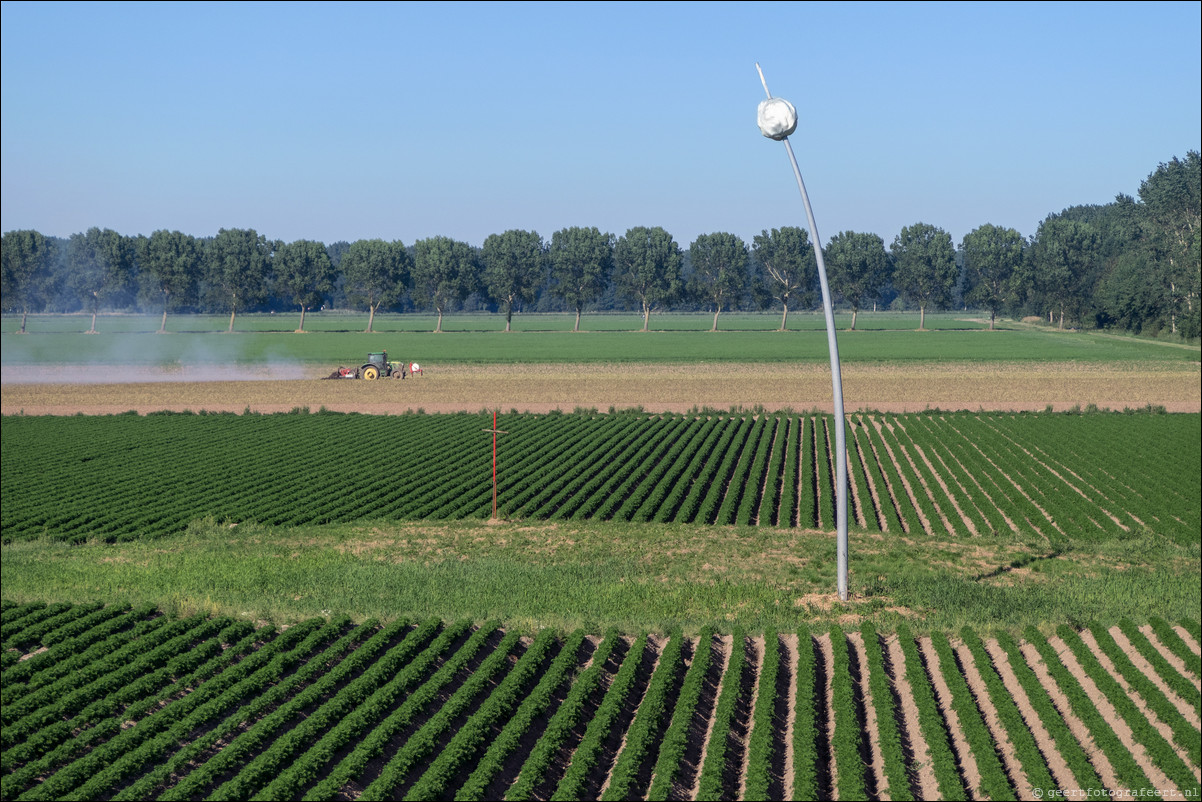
[3,601,1199,800]
[3,411,1196,543]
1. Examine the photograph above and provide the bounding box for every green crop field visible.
[5,310,998,334]
[3,323,1200,801]
[3,313,1198,367]
[3,411,1198,546]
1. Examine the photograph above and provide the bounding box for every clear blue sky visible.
[2,1,1199,250]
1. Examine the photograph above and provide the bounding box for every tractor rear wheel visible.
[362,366,380,380]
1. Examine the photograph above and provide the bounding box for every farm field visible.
[4,314,1200,372]
[3,323,1200,801]
[3,310,1012,334]
[1,600,1199,801]
[3,411,1198,546]
[3,361,1199,415]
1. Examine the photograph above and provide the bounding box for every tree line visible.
[3,152,1198,338]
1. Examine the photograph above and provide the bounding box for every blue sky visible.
[2,1,1199,250]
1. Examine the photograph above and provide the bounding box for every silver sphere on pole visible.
[755,63,850,602]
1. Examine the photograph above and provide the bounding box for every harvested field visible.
[2,360,1199,415]
[3,601,1199,801]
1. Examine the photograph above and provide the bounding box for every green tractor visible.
[328,351,405,379]
[358,351,403,380]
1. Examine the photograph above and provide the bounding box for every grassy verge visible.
[3,324,1198,367]
[2,518,1196,634]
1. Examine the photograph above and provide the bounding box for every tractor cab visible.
[360,351,391,380]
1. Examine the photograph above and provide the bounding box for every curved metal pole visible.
[757,64,849,601]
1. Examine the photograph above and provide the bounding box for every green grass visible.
[3,315,1196,365]
[1,516,1196,635]
[4,311,996,334]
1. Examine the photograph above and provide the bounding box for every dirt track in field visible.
[2,361,1199,416]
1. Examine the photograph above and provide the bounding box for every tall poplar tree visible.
[140,230,200,333]
[275,239,336,332]
[960,224,1024,330]
[412,236,476,333]
[890,222,957,330]
[548,226,613,332]
[1,229,55,333]
[688,232,748,331]
[205,228,273,333]
[752,226,816,330]
[482,229,544,332]
[341,239,408,333]
[614,226,683,331]
[823,230,888,330]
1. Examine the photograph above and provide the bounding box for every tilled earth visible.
[2,361,1199,415]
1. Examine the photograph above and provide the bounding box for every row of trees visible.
[3,152,1198,338]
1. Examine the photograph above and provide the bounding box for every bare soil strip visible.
[885,633,940,799]
[781,633,799,801]
[5,361,1198,415]
[953,639,1030,798]
[851,426,888,531]
[1140,625,1202,691]
[736,635,766,802]
[975,418,1128,532]
[848,631,891,800]
[868,417,932,536]
[1019,640,1123,793]
[594,635,666,799]
[940,417,1063,544]
[685,634,733,802]
[1078,630,1202,781]
[1173,626,1202,657]
[1110,627,1201,727]
[984,638,1078,793]
[858,421,910,534]
[911,442,979,537]
[918,636,984,800]
[885,418,957,537]
[818,632,840,799]
[845,440,868,530]
[768,635,793,800]
[1047,635,1174,791]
